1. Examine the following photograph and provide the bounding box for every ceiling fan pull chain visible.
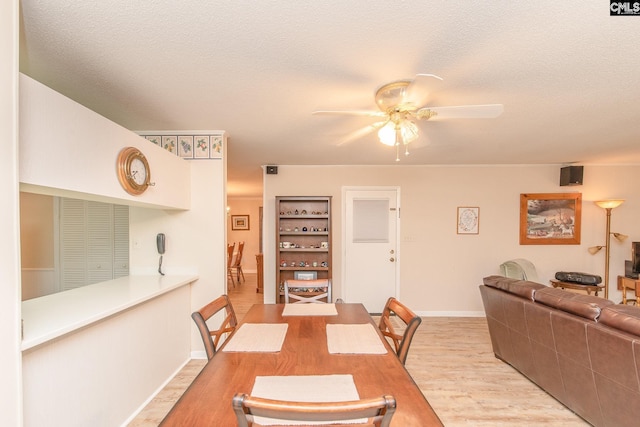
[395,125,402,162]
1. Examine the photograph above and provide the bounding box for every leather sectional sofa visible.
[480,275,640,426]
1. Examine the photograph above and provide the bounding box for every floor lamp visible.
[588,200,626,300]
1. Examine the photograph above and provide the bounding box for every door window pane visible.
[352,199,389,243]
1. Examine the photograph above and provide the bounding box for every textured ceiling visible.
[19,1,640,197]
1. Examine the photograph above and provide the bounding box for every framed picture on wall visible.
[519,193,582,245]
[231,215,250,231]
[457,207,479,234]
[294,271,317,280]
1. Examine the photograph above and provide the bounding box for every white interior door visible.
[344,188,399,313]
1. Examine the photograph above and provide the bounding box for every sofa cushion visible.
[534,287,613,321]
[599,305,640,336]
[483,275,546,301]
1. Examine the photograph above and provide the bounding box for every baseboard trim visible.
[191,350,207,360]
[415,310,485,317]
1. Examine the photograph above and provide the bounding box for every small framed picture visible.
[457,207,479,234]
[210,135,223,158]
[231,215,250,231]
[194,136,210,158]
[178,136,194,158]
[145,135,161,146]
[294,271,317,280]
[161,136,177,154]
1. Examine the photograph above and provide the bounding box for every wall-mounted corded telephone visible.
[157,233,166,254]
[157,233,166,275]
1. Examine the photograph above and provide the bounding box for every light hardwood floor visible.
[130,273,588,426]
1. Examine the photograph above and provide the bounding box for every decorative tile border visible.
[145,135,161,146]
[161,136,177,154]
[178,136,194,158]
[194,136,210,158]
[210,135,223,158]
[138,132,225,160]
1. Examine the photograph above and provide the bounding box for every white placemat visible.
[250,374,364,425]
[326,323,388,355]
[221,323,288,352]
[282,303,338,316]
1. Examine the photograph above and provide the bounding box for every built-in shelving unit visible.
[276,196,332,303]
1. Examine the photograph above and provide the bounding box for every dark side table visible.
[550,280,605,296]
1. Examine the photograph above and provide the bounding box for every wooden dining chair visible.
[378,297,422,365]
[232,393,396,427]
[229,241,245,284]
[191,295,238,360]
[226,242,236,287]
[284,279,332,303]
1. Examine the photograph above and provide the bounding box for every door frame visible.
[341,186,401,305]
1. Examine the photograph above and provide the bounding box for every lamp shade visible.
[399,120,419,144]
[612,232,628,242]
[378,119,419,147]
[377,122,397,146]
[595,200,625,209]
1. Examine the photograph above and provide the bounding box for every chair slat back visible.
[232,393,396,427]
[284,279,331,303]
[378,297,422,365]
[227,243,235,268]
[233,241,245,267]
[191,295,238,360]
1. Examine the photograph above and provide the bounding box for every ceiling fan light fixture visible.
[378,119,419,147]
[399,120,418,144]
[315,73,503,161]
[375,80,411,110]
[378,122,397,146]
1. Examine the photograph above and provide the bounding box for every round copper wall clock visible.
[116,147,151,195]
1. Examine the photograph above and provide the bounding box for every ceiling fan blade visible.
[312,110,387,118]
[337,121,387,146]
[418,104,504,120]
[404,74,444,108]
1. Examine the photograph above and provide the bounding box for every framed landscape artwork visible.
[231,215,250,231]
[519,193,582,245]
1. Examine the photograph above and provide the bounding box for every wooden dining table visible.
[160,303,443,426]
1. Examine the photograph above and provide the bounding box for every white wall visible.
[130,160,227,356]
[1,0,22,424]
[264,164,640,313]
[22,285,191,427]
[19,74,190,210]
[17,74,228,421]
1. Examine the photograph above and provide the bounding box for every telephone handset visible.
[157,233,166,275]
[157,233,166,254]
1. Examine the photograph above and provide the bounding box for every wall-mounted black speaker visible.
[266,165,278,175]
[560,165,583,186]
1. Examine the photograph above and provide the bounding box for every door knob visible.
[390,257,395,262]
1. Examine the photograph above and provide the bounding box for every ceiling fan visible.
[313,74,504,161]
